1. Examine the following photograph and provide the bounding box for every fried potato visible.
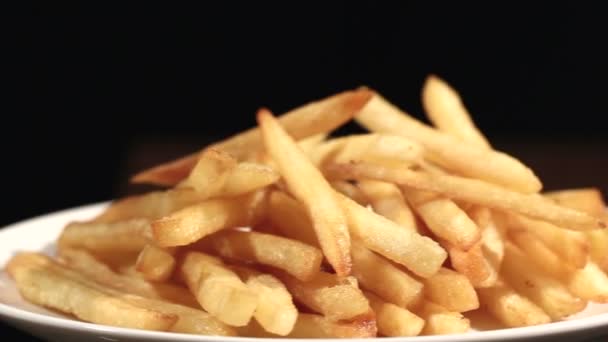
[179,252,258,326]
[509,230,572,279]
[422,267,479,312]
[58,218,152,254]
[241,313,377,338]
[501,243,586,320]
[544,187,606,217]
[207,230,323,281]
[365,291,424,337]
[277,270,370,321]
[135,244,176,282]
[230,266,298,336]
[331,180,370,206]
[351,242,423,308]
[447,241,497,288]
[422,74,491,148]
[355,92,541,193]
[477,280,550,327]
[357,180,417,230]
[414,300,471,335]
[132,89,373,185]
[177,148,237,195]
[152,191,266,247]
[266,190,319,247]
[330,162,605,230]
[220,162,280,196]
[337,193,447,278]
[6,253,178,331]
[258,108,352,276]
[566,261,608,303]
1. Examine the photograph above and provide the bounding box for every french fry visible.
[207,230,323,281]
[509,230,572,279]
[331,180,370,206]
[422,267,479,312]
[566,261,608,303]
[135,244,176,282]
[177,148,237,195]
[132,89,373,185]
[447,242,496,288]
[231,266,298,336]
[422,74,491,148]
[477,280,551,327]
[414,300,471,335]
[179,252,258,326]
[58,248,198,308]
[329,162,605,230]
[6,253,178,331]
[220,162,279,196]
[475,207,504,273]
[277,270,370,321]
[544,187,606,217]
[266,191,319,247]
[152,191,266,247]
[405,189,481,250]
[356,93,541,193]
[357,180,417,230]
[58,219,152,254]
[338,193,447,278]
[365,291,424,337]
[258,109,352,276]
[351,242,423,308]
[501,243,586,320]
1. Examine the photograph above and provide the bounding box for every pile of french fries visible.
[6,76,608,338]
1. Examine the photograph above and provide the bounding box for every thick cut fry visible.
[207,230,323,281]
[267,191,319,247]
[232,266,298,336]
[220,162,279,196]
[179,252,258,326]
[502,243,586,320]
[241,313,377,338]
[94,189,205,223]
[338,193,447,278]
[414,300,471,335]
[58,219,152,254]
[330,162,605,230]
[509,230,572,279]
[6,253,178,331]
[59,249,198,308]
[587,229,608,271]
[351,243,423,308]
[502,212,588,268]
[474,207,504,276]
[365,291,424,337]
[422,267,479,312]
[422,75,491,148]
[544,188,606,217]
[566,261,608,303]
[132,89,373,185]
[447,242,496,288]
[177,148,237,195]
[405,189,481,250]
[331,181,369,206]
[152,191,266,247]
[356,93,541,193]
[357,180,417,230]
[477,281,551,327]
[135,244,176,282]
[277,271,370,321]
[258,109,351,276]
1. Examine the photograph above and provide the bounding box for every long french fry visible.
[357,180,417,230]
[422,267,479,312]
[365,291,424,337]
[258,109,352,276]
[135,244,176,282]
[58,219,152,254]
[414,300,470,335]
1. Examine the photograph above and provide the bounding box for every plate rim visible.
[1,202,608,341]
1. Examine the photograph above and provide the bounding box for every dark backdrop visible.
[3,2,608,339]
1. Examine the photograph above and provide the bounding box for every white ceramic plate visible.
[1,203,607,342]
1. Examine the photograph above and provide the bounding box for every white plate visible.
[1,203,607,342]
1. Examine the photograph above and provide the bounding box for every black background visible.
[3,2,608,340]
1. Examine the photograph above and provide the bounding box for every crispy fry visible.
[365,291,424,337]
[357,180,417,230]
[544,187,606,217]
[178,148,237,195]
[241,313,377,338]
[266,191,319,247]
[135,244,176,282]
[152,191,266,247]
[258,109,351,276]
[509,230,572,279]
[329,162,605,230]
[220,162,280,196]
[331,180,370,206]
[356,93,541,192]
[566,261,608,303]
[414,300,471,335]
[422,267,479,312]
[58,219,152,254]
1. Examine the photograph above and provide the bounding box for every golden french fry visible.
[356,93,541,193]
[177,148,237,195]
[422,267,479,312]
[277,270,370,321]
[447,241,497,288]
[258,109,352,276]
[207,230,323,281]
[179,252,258,326]
[501,243,586,320]
[365,291,424,337]
[509,230,572,279]
[351,243,423,308]
[544,187,606,217]
[132,89,373,185]
[231,266,298,336]
[6,253,178,331]
[58,248,198,308]
[329,162,605,230]
[135,244,176,282]
[414,300,471,335]
[331,180,370,206]
[220,162,279,196]
[566,261,608,303]
[296,133,328,155]
[152,191,266,247]
[474,207,504,274]
[58,219,152,254]
[587,229,608,271]
[477,280,550,327]
[405,189,481,250]
[357,180,417,230]
[422,75,491,148]
[338,193,447,278]
[266,191,319,247]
